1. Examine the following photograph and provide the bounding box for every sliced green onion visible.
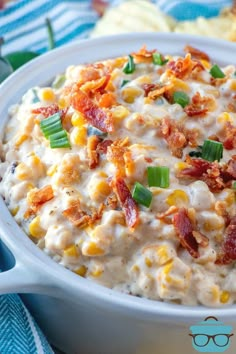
[49,129,68,141]
[123,55,135,74]
[52,74,66,89]
[173,91,190,108]
[50,137,71,149]
[232,181,236,189]
[40,112,61,128]
[201,139,223,162]
[40,112,62,137]
[147,166,169,188]
[121,79,130,87]
[132,182,152,208]
[152,52,168,66]
[209,64,225,79]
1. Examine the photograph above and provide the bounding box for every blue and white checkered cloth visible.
[0,0,233,353]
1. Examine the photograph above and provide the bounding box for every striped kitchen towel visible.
[0,0,233,55]
[0,294,53,354]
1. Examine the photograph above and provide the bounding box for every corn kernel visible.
[144,97,153,104]
[200,59,211,69]
[174,162,189,171]
[163,260,173,275]
[131,264,140,272]
[40,88,55,102]
[98,171,108,178]
[166,190,189,207]
[71,126,87,145]
[64,244,78,258]
[217,112,233,124]
[96,180,111,197]
[29,216,45,239]
[137,75,151,84]
[90,267,103,277]
[220,290,230,304]
[230,79,236,91]
[156,246,172,265]
[112,106,130,121]
[211,285,220,302]
[74,265,87,277]
[122,87,142,103]
[145,257,152,268]
[71,112,86,127]
[58,97,66,109]
[16,163,32,180]
[172,78,190,92]
[10,206,19,216]
[47,164,58,176]
[82,242,105,256]
[15,134,28,147]
[203,219,223,232]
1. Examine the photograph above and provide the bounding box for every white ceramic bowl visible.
[0,33,236,354]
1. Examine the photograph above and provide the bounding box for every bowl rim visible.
[0,32,236,321]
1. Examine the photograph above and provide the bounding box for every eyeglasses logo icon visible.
[189,316,234,352]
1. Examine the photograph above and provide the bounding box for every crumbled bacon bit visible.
[178,157,236,193]
[184,45,210,61]
[184,92,213,117]
[62,202,104,227]
[105,193,118,210]
[156,206,178,219]
[80,74,111,96]
[131,45,156,63]
[27,185,54,212]
[146,83,174,100]
[106,138,129,176]
[167,54,204,80]
[87,135,101,169]
[173,208,199,258]
[159,118,187,158]
[112,177,139,228]
[71,89,114,133]
[216,216,236,264]
[142,84,156,97]
[222,122,236,150]
[96,139,113,154]
[32,104,60,118]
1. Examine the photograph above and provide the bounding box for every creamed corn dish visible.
[0,45,235,307]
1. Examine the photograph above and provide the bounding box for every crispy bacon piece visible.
[159,118,187,158]
[96,139,113,154]
[144,83,174,100]
[62,202,104,228]
[106,138,129,176]
[178,157,236,192]
[184,92,214,117]
[27,185,54,212]
[156,206,178,220]
[131,45,156,63]
[80,74,111,96]
[32,104,60,118]
[167,54,204,80]
[112,177,139,228]
[87,135,101,169]
[216,216,236,264]
[71,89,114,133]
[173,208,199,258]
[222,122,236,150]
[184,45,210,61]
[142,84,156,97]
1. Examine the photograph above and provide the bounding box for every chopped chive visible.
[209,64,225,79]
[49,129,68,141]
[173,91,190,108]
[121,79,130,87]
[147,166,169,188]
[123,55,135,74]
[152,52,168,66]
[41,120,63,138]
[132,182,152,208]
[201,139,223,162]
[50,137,71,149]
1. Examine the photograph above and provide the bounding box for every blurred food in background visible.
[91,0,236,42]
